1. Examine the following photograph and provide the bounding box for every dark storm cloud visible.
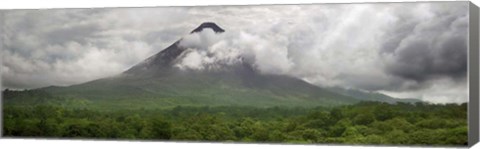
[380,4,468,90]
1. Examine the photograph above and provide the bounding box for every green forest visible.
[2,90,468,146]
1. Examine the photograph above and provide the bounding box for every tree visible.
[385,130,409,144]
[151,118,172,140]
[329,119,352,137]
[268,130,286,142]
[444,126,468,145]
[341,127,362,138]
[385,118,414,133]
[301,129,323,143]
[373,104,395,121]
[353,112,375,126]
[330,108,343,122]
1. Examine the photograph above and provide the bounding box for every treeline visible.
[3,101,467,146]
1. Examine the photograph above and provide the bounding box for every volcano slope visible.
[7,22,418,110]
[38,22,362,109]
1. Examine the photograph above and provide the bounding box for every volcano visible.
[124,22,227,76]
[41,22,415,108]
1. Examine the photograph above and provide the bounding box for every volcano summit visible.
[40,22,414,108]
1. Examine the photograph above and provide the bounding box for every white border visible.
[0,0,479,149]
[0,0,471,9]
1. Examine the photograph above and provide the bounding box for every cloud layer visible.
[1,2,469,103]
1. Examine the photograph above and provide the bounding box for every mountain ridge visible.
[36,22,418,109]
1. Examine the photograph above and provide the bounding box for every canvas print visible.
[0,2,471,146]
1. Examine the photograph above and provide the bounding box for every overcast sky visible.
[0,2,470,103]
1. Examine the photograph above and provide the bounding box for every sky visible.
[0,2,470,103]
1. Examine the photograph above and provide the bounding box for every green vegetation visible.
[2,90,467,146]
[39,72,361,108]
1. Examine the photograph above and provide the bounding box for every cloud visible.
[380,3,468,91]
[2,39,153,89]
[176,27,294,74]
[1,2,470,103]
[175,28,242,70]
[172,3,468,103]
[378,77,468,104]
[2,9,158,89]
